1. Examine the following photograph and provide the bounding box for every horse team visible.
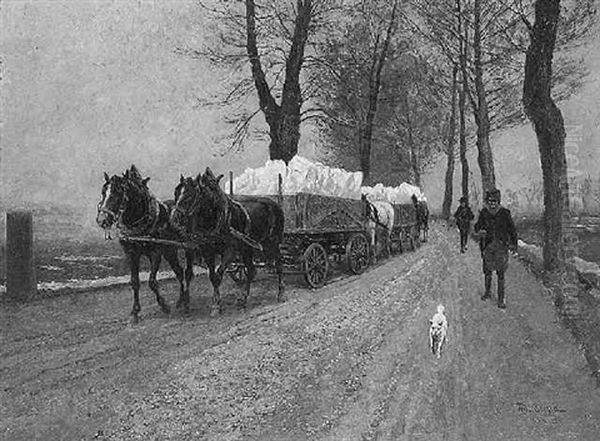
[96,165,428,323]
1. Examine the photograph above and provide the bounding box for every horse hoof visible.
[130,314,139,325]
[161,304,171,315]
[210,307,221,317]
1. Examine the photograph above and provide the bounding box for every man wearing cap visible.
[453,196,475,253]
[473,188,518,309]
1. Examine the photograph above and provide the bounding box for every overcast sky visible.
[1,0,599,222]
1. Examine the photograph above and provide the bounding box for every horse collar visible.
[118,193,160,238]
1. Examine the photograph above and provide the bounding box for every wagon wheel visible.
[346,233,370,275]
[229,265,248,286]
[303,243,329,289]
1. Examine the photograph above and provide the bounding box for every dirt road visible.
[1,225,599,440]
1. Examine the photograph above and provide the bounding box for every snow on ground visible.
[0,266,206,295]
[517,239,600,299]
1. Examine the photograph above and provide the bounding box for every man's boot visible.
[481,272,492,300]
[497,271,506,308]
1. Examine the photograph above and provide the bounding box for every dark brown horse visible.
[96,165,194,323]
[170,167,285,316]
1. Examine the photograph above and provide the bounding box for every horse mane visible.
[199,168,232,235]
[119,167,161,235]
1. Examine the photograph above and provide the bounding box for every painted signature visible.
[514,402,566,415]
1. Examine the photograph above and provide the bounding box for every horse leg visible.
[205,255,222,317]
[181,250,195,313]
[128,252,142,324]
[275,251,285,302]
[370,227,377,263]
[240,250,256,310]
[163,247,188,314]
[148,250,170,315]
[211,247,237,312]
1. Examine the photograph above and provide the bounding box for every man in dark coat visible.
[454,196,474,253]
[473,188,518,309]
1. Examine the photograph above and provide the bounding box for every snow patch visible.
[0,266,206,295]
[517,240,600,294]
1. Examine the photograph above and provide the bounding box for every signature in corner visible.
[514,402,567,415]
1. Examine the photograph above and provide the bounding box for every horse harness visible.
[118,194,163,239]
[175,181,259,251]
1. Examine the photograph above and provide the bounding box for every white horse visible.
[366,199,395,261]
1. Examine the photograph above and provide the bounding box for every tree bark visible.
[442,65,459,219]
[359,0,398,184]
[473,0,496,193]
[245,0,312,164]
[523,0,569,271]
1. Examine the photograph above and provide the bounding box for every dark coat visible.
[454,205,474,230]
[473,206,518,251]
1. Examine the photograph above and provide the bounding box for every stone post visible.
[6,211,37,301]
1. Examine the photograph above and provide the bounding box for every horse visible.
[364,198,395,261]
[412,194,430,242]
[170,167,285,317]
[96,165,194,323]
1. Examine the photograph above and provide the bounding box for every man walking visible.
[453,196,474,253]
[473,189,518,309]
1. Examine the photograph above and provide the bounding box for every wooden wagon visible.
[389,202,421,253]
[228,190,372,289]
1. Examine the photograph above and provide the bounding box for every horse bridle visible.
[98,180,128,225]
[172,179,203,219]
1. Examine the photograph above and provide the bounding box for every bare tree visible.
[179,1,342,161]
[523,0,596,270]
[309,0,402,184]
[245,0,311,163]
[358,0,400,183]
[456,0,471,200]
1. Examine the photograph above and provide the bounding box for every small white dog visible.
[429,304,448,359]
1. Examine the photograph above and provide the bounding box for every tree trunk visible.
[359,0,398,184]
[456,0,470,201]
[442,66,459,219]
[473,0,496,193]
[360,92,377,183]
[403,92,420,188]
[523,0,569,271]
[245,0,312,164]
